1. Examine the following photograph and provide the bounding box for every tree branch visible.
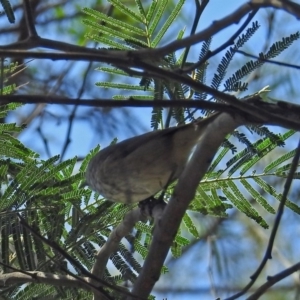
[246,262,300,300]
[23,0,38,37]
[136,0,300,58]
[236,50,300,70]
[90,207,149,300]
[2,95,300,131]
[0,271,92,291]
[130,112,246,298]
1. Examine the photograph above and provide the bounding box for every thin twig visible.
[23,0,38,37]
[0,261,37,278]
[184,9,259,73]
[246,262,300,300]
[2,94,300,132]
[0,270,100,292]
[180,0,209,70]
[236,49,300,70]
[90,207,148,282]
[59,61,93,162]
[36,126,52,158]
[0,95,233,109]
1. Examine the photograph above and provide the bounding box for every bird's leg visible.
[138,168,176,215]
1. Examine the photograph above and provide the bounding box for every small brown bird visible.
[86,114,219,203]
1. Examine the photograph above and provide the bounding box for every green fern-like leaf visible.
[212,21,259,91]
[151,0,185,47]
[236,21,260,48]
[247,125,286,147]
[83,8,145,36]
[183,212,199,238]
[151,80,164,129]
[264,149,296,173]
[147,0,168,36]
[264,32,300,59]
[225,32,300,90]
[253,177,300,214]
[240,179,275,214]
[0,0,15,23]
[223,183,268,228]
[0,103,23,118]
[108,0,144,23]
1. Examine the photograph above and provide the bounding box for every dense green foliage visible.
[1,0,300,299]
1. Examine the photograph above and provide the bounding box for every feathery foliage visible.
[0,0,15,23]
[1,0,300,298]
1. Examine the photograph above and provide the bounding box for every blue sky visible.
[3,0,300,299]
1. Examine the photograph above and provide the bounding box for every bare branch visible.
[251,0,300,17]
[90,207,148,300]
[236,50,300,70]
[2,95,300,131]
[0,271,92,291]
[246,262,300,300]
[0,95,233,110]
[131,112,246,298]
[23,0,38,37]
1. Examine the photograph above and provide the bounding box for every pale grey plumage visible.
[86,114,218,203]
